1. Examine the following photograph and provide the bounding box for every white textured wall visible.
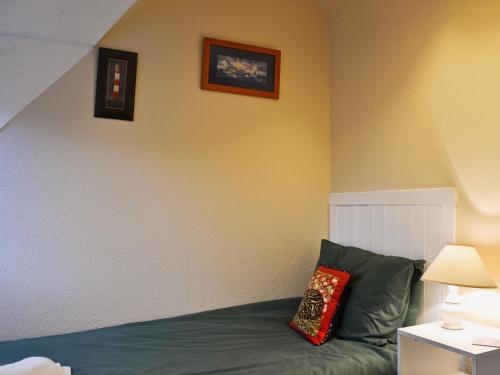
[0,0,331,340]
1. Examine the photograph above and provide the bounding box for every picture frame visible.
[94,47,138,121]
[202,38,281,99]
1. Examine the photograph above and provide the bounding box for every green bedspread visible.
[0,298,396,374]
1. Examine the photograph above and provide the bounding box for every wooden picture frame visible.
[94,47,138,121]
[202,38,281,99]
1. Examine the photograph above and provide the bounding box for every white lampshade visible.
[422,244,497,289]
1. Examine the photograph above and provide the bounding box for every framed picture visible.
[202,38,281,99]
[94,47,138,121]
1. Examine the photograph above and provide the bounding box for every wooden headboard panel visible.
[329,188,456,323]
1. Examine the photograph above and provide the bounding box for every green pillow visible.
[402,261,425,327]
[318,240,424,346]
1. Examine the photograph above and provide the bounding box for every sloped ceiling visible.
[0,0,136,131]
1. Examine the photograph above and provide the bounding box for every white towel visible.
[0,357,70,375]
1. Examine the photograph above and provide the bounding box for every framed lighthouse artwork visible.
[94,47,138,121]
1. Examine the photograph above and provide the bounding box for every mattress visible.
[0,298,396,375]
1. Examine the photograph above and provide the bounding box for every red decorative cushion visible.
[289,266,351,345]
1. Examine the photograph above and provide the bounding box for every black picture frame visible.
[94,47,138,121]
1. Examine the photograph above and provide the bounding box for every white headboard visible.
[329,188,456,323]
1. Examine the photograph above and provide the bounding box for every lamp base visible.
[440,285,465,330]
[440,319,465,330]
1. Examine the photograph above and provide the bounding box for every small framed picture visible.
[202,38,281,99]
[94,47,138,121]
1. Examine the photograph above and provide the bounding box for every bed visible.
[0,298,396,375]
[0,188,455,374]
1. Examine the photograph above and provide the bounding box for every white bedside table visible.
[398,321,500,375]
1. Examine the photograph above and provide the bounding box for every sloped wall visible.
[0,0,136,130]
[330,0,500,326]
[0,0,331,340]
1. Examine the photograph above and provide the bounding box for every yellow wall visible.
[0,0,331,340]
[330,0,500,325]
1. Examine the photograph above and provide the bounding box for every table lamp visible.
[421,244,497,330]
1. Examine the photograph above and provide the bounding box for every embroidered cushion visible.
[289,265,351,345]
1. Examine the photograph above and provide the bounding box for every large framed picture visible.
[201,38,281,99]
[94,47,138,121]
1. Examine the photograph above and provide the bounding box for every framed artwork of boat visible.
[202,38,281,99]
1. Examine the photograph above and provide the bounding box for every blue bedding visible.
[0,298,396,374]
